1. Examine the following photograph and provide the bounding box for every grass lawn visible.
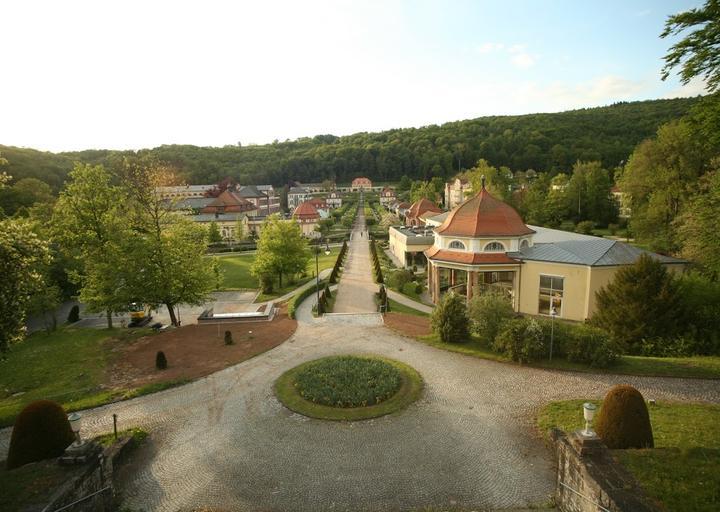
[388,298,429,317]
[415,332,720,379]
[216,247,340,298]
[538,399,720,512]
[0,327,186,427]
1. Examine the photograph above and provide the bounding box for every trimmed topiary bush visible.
[6,400,75,469]
[595,385,654,449]
[156,350,168,370]
[430,291,469,343]
[324,284,332,299]
[67,305,80,323]
[224,330,234,345]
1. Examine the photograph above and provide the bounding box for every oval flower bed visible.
[274,355,423,421]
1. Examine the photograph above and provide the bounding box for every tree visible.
[234,217,245,242]
[207,221,223,244]
[410,180,440,203]
[397,175,413,191]
[430,291,469,343]
[466,160,514,202]
[593,254,683,353]
[0,151,9,189]
[314,218,334,238]
[566,161,617,225]
[251,214,310,288]
[119,159,217,327]
[52,163,129,328]
[661,0,720,93]
[675,166,720,277]
[468,293,515,346]
[321,179,335,191]
[0,219,50,354]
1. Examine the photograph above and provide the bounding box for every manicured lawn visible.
[388,298,429,317]
[216,247,340,297]
[538,399,720,512]
[414,332,720,379]
[0,328,185,427]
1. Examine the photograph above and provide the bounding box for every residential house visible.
[326,190,343,209]
[293,201,321,237]
[351,177,373,191]
[444,178,472,209]
[288,186,311,210]
[379,187,396,206]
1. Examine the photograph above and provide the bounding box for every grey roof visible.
[172,197,214,210]
[425,211,450,225]
[513,239,684,267]
[192,213,248,223]
[527,225,598,243]
[289,187,309,195]
[256,185,274,192]
[237,185,267,198]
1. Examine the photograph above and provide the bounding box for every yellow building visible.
[422,181,684,321]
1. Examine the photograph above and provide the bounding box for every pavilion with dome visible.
[413,178,686,321]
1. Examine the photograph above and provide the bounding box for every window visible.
[538,275,564,316]
[484,242,505,252]
[520,239,529,249]
[449,240,465,250]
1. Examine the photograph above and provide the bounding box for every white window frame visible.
[483,241,505,252]
[538,273,564,317]
[448,240,466,250]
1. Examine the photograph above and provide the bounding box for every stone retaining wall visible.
[551,429,660,512]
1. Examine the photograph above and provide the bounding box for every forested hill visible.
[1,96,700,190]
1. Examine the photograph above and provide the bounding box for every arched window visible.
[520,239,529,249]
[484,242,505,252]
[449,240,465,250]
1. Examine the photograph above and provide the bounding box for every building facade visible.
[351,177,373,190]
[405,198,443,227]
[444,178,472,209]
[288,187,311,210]
[292,201,321,237]
[326,190,343,209]
[379,187,397,206]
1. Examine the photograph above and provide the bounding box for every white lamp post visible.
[582,402,597,437]
[68,412,83,446]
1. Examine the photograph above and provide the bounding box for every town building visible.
[200,190,259,215]
[379,187,397,206]
[326,190,343,209]
[611,185,631,218]
[293,201,321,237]
[235,185,280,216]
[351,177,373,191]
[422,181,683,321]
[444,178,472,209]
[404,198,443,227]
[288,186,311,210]
[307,197,327,210]
[157,184,216,198]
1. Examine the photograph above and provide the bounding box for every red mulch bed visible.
[384,312,432,337]
[108,305,297,388]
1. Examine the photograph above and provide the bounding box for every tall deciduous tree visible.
[661,0,720,93]
[251,214,310,288]
[52,164,129,327]
[119,159,217,326]
[566,161,617,225]
[0,219,50,354]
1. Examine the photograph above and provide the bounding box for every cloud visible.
[476,42,504,54]
[662,76,708,98]
[511,52,536,69]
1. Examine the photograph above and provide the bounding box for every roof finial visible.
[481,174,486,189]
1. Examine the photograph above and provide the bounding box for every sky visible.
[0,0,708,152]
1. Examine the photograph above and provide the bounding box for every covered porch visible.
[427,262,521,308]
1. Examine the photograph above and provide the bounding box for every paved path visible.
[332,205,378,314]
[387,289,434,314]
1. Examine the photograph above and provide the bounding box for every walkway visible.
[332,204,378,314]
[387,289,434,314]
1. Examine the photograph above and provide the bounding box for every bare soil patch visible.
[384,312,431,337]
[108,306,297,388]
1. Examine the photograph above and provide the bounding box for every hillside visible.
[1,96,700,190]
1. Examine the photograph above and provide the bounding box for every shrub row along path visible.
[2,220,720,512]
[331,205,379,314]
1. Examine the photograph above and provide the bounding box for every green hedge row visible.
[329,240,348,284]
[369,239,383,283]
[289,281,326,319]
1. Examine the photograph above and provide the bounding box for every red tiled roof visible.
[293,201,320,221]
[397,202,411,209]
[406,198,442,221]
[352,177,372,185]
[201,190,256,213]
[425,247,520,265]
[436,187,534,237]
[307,197,327,208]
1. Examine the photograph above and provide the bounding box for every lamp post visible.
[582,402,597,437]
[549,301,557,361]
[315,238,330,313]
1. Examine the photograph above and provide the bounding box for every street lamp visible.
[582,402,597,437]
[549,301,557,361]
[315,238,330,314]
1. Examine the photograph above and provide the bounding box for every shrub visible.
[294,356,402,407]
[156,350,168,370]
[224,330,234,345]
[431,292,469,343]
[575,220,595,234]
[401,281,420,297]
[494,318,544,363]
[324,284,332,299]
[259,273,274,294]
[67,305,80,323]
[288,281,325,319]
[562,323,619,368]
[595,385,654,449]
[468,293,515,346]
[6,400,75,469]
[388,269,414,291]
[608,223,619,235]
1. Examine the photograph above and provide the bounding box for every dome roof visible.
[436,186,534,238]
[406,198,442,221]
[293,201,320,220]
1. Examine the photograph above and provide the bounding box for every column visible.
[433,265,441,303]
[467,271,476,301]
[427,263,433,300]
[450,269,456,287]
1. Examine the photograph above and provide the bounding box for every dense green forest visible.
[0,97,698,198]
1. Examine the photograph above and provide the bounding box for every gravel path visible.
[3,217,719,512]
